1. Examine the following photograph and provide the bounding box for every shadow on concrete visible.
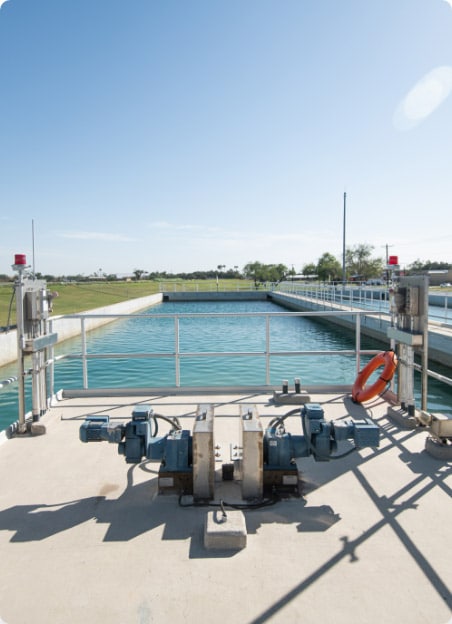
[1,398,450,613]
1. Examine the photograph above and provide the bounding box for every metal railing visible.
[2,308,452,409]
[277,282,391,314]
[276,282,452,323]
[48,309,379,392]
[157,281,275,292]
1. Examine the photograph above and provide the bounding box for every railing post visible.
[48,319,55,400]
[81,317,88,389]
[31,350,40,421]
[14,270,26,432]
[265,315,271,385]
[355,313,361,375]
[174,316,180,387]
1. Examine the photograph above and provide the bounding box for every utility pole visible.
[383,243,393,266]
[342,192,346,287]
[383,244,394,285]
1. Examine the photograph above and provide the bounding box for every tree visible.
[243,261,265,286]
[407,259,452,274]
[267,263,288,283]
[302,263,317,277]
[345,244,383,280]
[133,269,145,281]
[243,261,288,286]
[316,253,342,282]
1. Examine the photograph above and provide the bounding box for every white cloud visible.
[443,0,452,8]
[0,0,10,9]
[393,66,452,130]
[57,230,137,242]
[148,221,222,234]
[145,221,338,259]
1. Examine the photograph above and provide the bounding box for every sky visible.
[0,0,451,277]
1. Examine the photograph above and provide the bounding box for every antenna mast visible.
[32,219,36,276]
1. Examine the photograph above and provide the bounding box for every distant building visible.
[291,274,318,281]
[426,269,452,286]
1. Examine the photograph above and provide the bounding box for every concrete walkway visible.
[0,390,450,624]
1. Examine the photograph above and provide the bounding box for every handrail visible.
[413,363,452,387]
[57,309,378,389]
[276,282,390,314]
[2,308,452,395]
[276,281,451,322]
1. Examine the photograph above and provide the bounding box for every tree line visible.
[1,245,449,284]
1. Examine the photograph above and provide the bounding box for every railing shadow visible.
[0,403,450,618]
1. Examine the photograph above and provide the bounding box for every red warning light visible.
[388,255,398,266]
[14,254,27,265]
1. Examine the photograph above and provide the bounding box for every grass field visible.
[0,279,256,325]
[2,279,448,327]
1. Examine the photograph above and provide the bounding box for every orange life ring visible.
[352,350,398,403]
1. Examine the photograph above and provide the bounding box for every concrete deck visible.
[0,391,450,624]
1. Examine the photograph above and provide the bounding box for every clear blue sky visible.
[1,0,451,276]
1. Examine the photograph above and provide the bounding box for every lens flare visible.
[393,66,452,130]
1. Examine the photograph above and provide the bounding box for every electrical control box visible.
[24,282,49,321]
[392,285,420,316]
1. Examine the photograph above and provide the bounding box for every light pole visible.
[382,244,394,285]
[342,192,346,287]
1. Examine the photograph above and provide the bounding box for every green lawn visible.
[0,279,255,324]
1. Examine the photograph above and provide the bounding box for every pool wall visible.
[270,292,452,367]
[0,293,163,366]
[162,291,270,301]
[2,289,450,368]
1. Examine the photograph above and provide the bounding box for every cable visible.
[378,381,392,398]
[178,494,280,510]
[153,413,181,431]
[268,407,357,460]
[268,407,300,430]
[5,287,16,330]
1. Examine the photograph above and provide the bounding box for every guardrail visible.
[48,309,379,392]
[157,281,275,292]
[2,308,451,411]
[276,282,451,323]
[277,282,390,312]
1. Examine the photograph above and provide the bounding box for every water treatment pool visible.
[1,299,451,431]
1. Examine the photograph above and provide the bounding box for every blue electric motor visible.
[264,403,379,467]
[79,405,193,493]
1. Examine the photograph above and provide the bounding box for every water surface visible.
[1,300,451,430]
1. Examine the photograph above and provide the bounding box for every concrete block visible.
[30,422,46,436]
[204,510,247,550]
